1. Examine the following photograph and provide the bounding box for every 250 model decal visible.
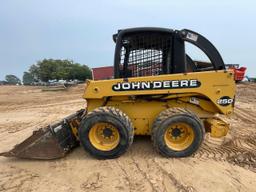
[112,79,201,91]
[217,96,234,106]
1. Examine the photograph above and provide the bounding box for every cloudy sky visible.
[0,0,255,80]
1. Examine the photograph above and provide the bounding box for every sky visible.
[0,0,255,80]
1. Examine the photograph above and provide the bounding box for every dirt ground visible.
[0,83,255,192]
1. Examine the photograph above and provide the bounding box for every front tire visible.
[78,106,134,159]
[152,108,204,157]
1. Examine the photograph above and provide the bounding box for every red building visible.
[92,66,114,80]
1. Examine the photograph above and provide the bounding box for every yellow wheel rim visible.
[89,122,120,151]
[164,123,195,151]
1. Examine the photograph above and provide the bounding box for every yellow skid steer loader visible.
[0,28,235,159]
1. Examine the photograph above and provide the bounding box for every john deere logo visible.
[112,79,201,91]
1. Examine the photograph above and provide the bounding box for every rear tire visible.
[78,106,134,159]
[152,108,204,157]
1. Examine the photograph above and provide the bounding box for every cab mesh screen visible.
[120,32,171,77]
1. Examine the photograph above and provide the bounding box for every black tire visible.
[78,106,134,159]
[152,107,205,157]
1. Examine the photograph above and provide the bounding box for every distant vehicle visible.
[245,76,256,83]
[225,64,246,82]
[0,81,7,85]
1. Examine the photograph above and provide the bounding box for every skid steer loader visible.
[0,27,235,159]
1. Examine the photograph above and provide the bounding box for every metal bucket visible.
[0,109,85,160]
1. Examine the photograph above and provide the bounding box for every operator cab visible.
[113,27,225,79]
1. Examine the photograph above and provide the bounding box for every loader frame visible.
[83,70,235,136]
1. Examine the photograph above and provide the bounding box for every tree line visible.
[2,59,92,85]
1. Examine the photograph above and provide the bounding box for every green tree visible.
[29,64,40,81]
[23,72,34,85]
[5,75,21,85]
[28,59,91,82]
[68,63,92,80]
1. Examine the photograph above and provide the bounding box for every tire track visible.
[130,143,194,192]
[234,108,256,124]
[0,166,39,191]
[80,172,104,191]
[130,157,158,192]
[130,138,170,192]
[105,156,155,192]
[151,159,196,192]
[114,160,133,192]
[193,134,256,172]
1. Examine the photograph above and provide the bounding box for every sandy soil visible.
[0,83,255,192]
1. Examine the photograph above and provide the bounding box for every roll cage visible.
[113,27,225,79]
